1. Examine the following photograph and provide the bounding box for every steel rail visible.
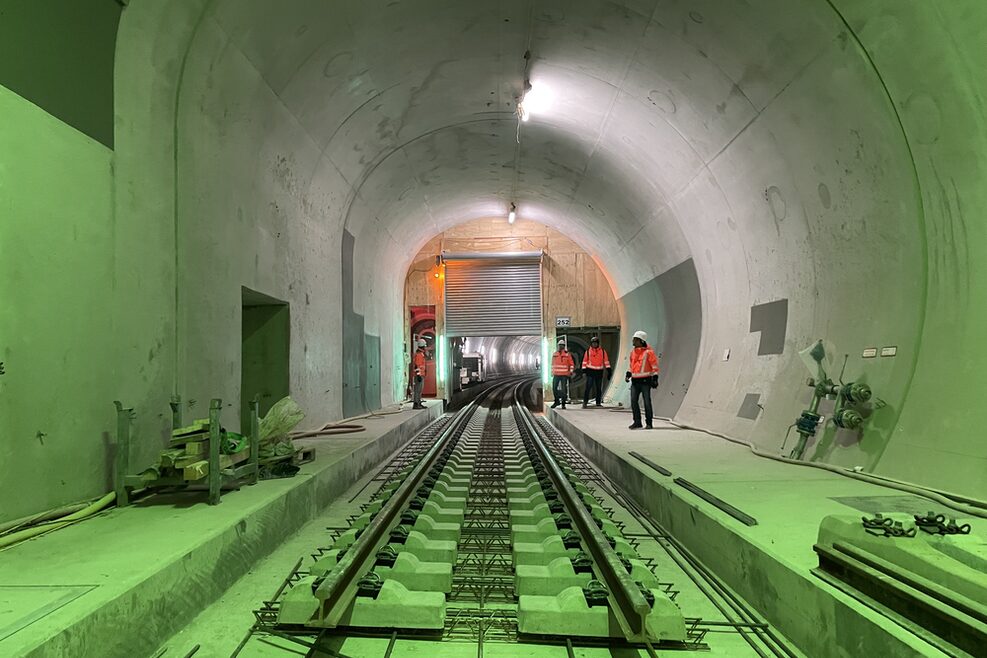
[554,433,795,658]
[514,396,654,643]
[309,396,483,627]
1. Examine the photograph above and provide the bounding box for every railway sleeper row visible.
[274,397,687,645]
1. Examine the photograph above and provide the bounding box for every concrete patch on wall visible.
[749,299,788,355]
[341,230,382,417]
[618,258,702,418]
[737,393,762,420]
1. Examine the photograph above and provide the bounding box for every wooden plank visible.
[294,447,316,465]
[171,419,209,437]
[169,430,208,447]
[183,460,209,481]
[159,449,186,468]
[184,440,207,456]
[180,450,251,479]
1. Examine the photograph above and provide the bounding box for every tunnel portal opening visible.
[404,218,622,408]
[445,335,543,411]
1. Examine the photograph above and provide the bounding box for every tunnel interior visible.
[104,0,981,499]
[1,1,986,657]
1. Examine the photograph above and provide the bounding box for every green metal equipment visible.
[114,396,260,506]
[786,340,876,460]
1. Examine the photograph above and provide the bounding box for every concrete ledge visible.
[0,404,441,658]
[547,409,947,658]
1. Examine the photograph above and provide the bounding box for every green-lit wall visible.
[0,84,119,520]
[832,1,987,493]
[0,0,120,147]
[1,1,985,525]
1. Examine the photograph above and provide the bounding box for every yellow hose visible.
[0,492,117,550]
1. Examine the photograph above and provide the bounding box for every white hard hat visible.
[633,330,648,342]
[417,339,427,347]
[557,338,565,345]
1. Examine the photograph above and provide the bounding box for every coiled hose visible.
[288,403,411,439]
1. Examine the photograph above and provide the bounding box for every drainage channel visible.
[229,379,799,658]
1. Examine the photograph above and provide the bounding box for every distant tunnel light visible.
[542,337,549,385]
[438,334,446,384]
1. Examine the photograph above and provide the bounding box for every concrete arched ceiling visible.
[205,0,851,295]
[174,0,923,426]
[116,0,987,497]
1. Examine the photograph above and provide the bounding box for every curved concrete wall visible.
[112,0,987,499]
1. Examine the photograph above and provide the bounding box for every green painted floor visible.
[0,403,440,658]
[550,406,939,571]
[152,416,788,658]
[547,405,960,658]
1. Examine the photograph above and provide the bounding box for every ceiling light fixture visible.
[517,79,533,122]
[508,202,517,224]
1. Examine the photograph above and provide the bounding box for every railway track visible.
[237,379,799,658]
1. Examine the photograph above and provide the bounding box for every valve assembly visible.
[786,340,879,460]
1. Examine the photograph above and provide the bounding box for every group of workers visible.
[551,330,659,429]
[411,330,660,429]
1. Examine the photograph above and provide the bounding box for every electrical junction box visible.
[880,346,897,357]
[722,348,730,361]
[861,348,878,358]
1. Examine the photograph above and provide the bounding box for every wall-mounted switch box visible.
[722,348,731,361]
[862,348,878,358]
[880,346,897,357]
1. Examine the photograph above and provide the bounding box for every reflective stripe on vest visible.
[582,346,610,370]
[629,346,658,378]
[551,351,574,376]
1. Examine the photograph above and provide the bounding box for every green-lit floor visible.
[548,407,965,658]
[152,417,796,658]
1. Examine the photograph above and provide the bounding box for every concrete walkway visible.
[547,406,952,658]
[0,402,441,658]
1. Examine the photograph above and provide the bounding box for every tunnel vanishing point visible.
[0,2,986,656]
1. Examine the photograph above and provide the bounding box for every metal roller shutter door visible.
[444,253,543,337]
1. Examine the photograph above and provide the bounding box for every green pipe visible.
[0,492,116,550]
[0,501,89,536]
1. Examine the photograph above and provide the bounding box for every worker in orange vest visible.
[411,339,427,409]
[624,330,659,429]
[550,338,575,409]
[581,336,611,408]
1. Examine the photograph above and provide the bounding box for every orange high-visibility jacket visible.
[582,346,611,370]
[629,346,659,378]
[413,349,426,376]
[551,350,575,376]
